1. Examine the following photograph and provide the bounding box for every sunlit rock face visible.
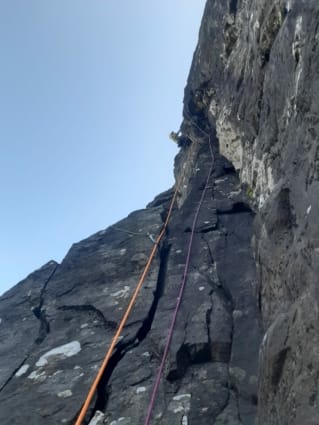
[0,142,261,425]
[183,1,319,424]
[1,1,319,424]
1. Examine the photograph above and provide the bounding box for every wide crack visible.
[57,304,117,331]
[0,356,29,393]
[136,243,171,342]
[31,264,59,344]
[0,265,59,395]
[79,240,172,424]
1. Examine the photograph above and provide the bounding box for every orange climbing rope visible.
[75,139,196,425]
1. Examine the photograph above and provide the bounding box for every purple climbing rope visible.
[144,134,214,425]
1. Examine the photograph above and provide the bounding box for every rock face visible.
[0,1,318,424]
[182,1,319,424]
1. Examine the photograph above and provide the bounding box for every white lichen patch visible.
[35,341,81,367]
[233,310,244,320]
[57,389,73,398]
[291,15,304,114]
[216,107,243,171]
[182,415,188,425]
[295,66,302,95]
[49,370,63,379]
[241,151,274,208]
[261,329,269,347]
[172,393,191,402]
[209,98,218,116]
[15,364,30,377]
[172,406,184,414]
[0,318,2,325]
[142,351,150,357]
[198,286,205,291]
[196,368,208,380]
[109,418,129,425]
[28,369,47,382]
[135,386,146,394]
[307,205,312,215]
[89,410,105,425]
[169,393,191,415]
[80,323,88,329]
[119,248,127,256]
[253,17,260,33]
[295,16,303,37]
[230,189,241,197]
[111,286,130,299]
[215,178,227,184]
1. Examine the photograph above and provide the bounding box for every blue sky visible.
[0,0,205,294]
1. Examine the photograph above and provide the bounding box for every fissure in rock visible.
[57,304,117,330]
[137,242,171,342]
[32,264,59,344]
[82,241,172,424]
[0,357,29,393]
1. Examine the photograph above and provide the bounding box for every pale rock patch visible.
[35,341,81,367]
[15,364,30,377]
[57,390,73,398]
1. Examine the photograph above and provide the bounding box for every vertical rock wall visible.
[0,1,318,424]
[181,0,319,423]
[0,132,262,424]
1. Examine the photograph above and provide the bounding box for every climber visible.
[169,130,181,143]
[169,130,192,148]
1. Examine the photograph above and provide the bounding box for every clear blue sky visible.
[0,0,205,294]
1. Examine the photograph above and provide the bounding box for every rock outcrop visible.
[1,1,319,424]
[182,1,319,423]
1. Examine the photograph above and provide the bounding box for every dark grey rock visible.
[0,139,261,425]
[181,0,319,423]
[1,0,318,424]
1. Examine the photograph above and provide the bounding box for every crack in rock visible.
[0,356,29,393]
[32,264,59,344]
[85,241,171,423]
[57,304,117,330]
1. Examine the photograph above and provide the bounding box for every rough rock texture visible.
[1,0,319,424]
[181,1,319,424]
[0,141,261,424]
